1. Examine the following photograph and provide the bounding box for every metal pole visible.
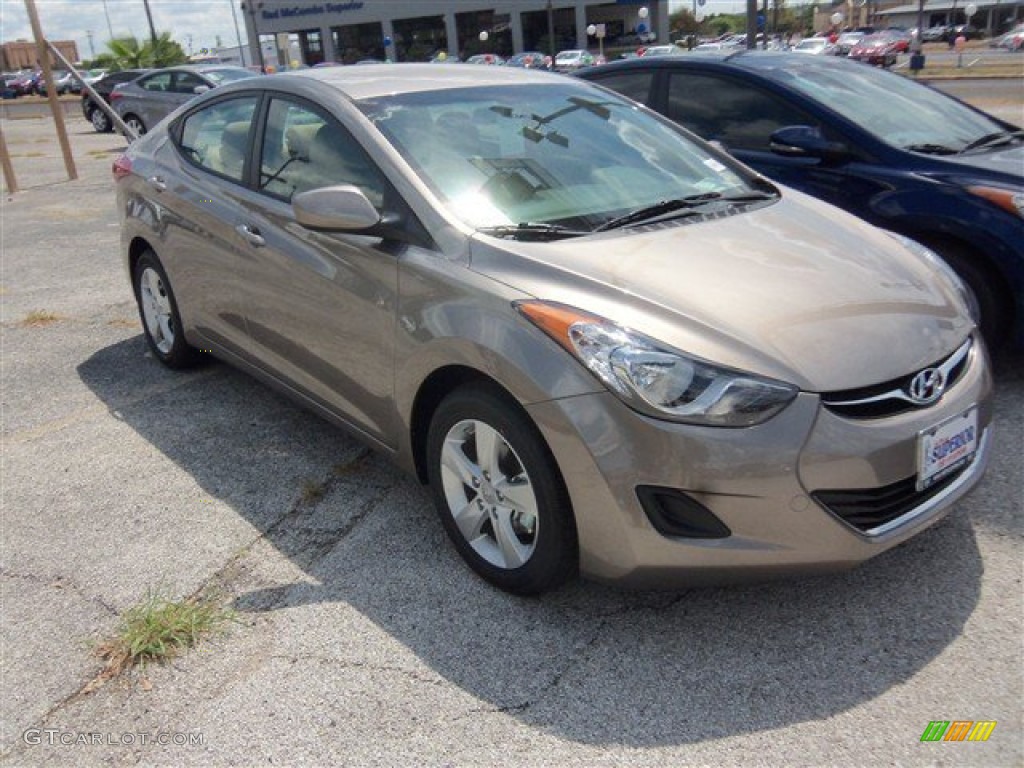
[23,0,77,181]
[547,0,555,56]
[229,0,246,66]
[243,2,266,72]
[142,0,159,46]
[746,0,758,49]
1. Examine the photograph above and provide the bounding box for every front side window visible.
[176,96,259,182]
[764,61,1007,152]
[360,82,756,230]
[172,72,205,94]
[258,97,385,206]
[667,72,819,151]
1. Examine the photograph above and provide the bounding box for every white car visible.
[793,37,837,55]
[553,49,595,72]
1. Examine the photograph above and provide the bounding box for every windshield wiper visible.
[904,143,959,156]
[594,190,777,232]
[959,129,1024,154]
[476,222,589,241]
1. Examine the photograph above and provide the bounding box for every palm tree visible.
[107,36,147,69]
[106,33,187,69]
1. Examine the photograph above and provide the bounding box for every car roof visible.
[277,63,566,100]
[580,50,870,80]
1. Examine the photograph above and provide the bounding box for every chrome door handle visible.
[146,175,166,192]
[235,224,265,247]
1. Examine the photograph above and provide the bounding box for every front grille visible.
[821,338,972,419]
[813,468,964,534]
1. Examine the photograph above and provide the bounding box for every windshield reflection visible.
[360,84,753,230]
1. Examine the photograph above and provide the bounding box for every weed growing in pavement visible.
[94,587,235,679]
[20,309,62,326]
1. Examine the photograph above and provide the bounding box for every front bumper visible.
[526,337,993,587]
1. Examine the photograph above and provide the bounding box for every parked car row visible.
[113,57,1015,595]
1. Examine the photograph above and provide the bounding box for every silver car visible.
[115,65,991,594]
[111,64,258,137]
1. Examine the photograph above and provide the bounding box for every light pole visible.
[229,0,245,64]
[586,24,605,60]
[546,0,555,57]
[240,2,266,72]
[102,0,115,39]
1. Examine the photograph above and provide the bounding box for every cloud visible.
[1,0,246,62]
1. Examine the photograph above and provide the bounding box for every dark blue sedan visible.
[577,53,1024,349]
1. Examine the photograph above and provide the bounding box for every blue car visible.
[577,53,1024,349]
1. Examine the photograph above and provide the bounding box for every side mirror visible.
[193,85,210,95]
[769,125,850,162]
[292,185,381,231]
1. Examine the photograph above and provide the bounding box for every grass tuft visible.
[20,309,62,327]
[94,588,234,679]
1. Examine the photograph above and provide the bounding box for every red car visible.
[849,33,902,67]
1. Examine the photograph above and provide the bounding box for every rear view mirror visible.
[292,185,381,231]
[769,125,849,162]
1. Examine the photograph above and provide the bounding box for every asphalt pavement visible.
[1,100,1021,767]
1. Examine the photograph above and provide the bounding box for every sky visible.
[0,1,758,64]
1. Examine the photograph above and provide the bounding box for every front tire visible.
[426,383,577,595]
[132,251,201,369]
[90,106,112,133]
[124,114,146,138]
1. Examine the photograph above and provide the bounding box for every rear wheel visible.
[426,384,577,595]
[132,251,201,369]
[124,114,146,138]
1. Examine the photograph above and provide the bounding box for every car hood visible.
[936,144,1024,178]
[468,191,971,392]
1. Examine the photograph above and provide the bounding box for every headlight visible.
[516,301,798,427]
[885,233,980,323]
[966,184,1024,219]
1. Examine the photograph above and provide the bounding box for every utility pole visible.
[746,0,758,48]
[142,0,158,46]
[87,30,95,59]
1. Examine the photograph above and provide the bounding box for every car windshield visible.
[359,83,756,231]
[201,68,259,85]
[768,62,1008,152]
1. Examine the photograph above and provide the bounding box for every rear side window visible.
[140,72,171,92]
[176,96,259,183]
[257,97,385,207]
[588,70,655,106]
[666,72,819,150]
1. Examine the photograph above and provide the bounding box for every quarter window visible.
[666,73,819,150]
[176,96,259,183]
[589,71,655,106]
[258,97,385,207]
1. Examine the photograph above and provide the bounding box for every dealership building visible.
[240,0,670,67]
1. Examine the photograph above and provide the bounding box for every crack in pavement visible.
[0,568,119,616]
